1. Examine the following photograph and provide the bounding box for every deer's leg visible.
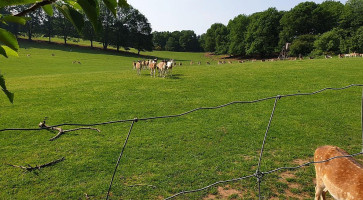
[315,177,325,200]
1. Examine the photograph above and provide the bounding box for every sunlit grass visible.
[0,40,363,199]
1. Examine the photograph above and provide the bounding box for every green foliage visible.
[1,15,29,25]
[290,34,316,56]
[351,26,363,52]
[245,8,282,57]
[214,24,229,54]
[153,30,201,52]
[227,14,249,55]
[56,4,85,34]
[316,1,344,33]
[77,0,101,32]
[340,0,363,30]
[314,28,343,55]
[42,4,54,16]
[179,30,199,52]
[203,23,228,53]
[279,2,321,44]
[0,28,19,51]
[0,0,38,7]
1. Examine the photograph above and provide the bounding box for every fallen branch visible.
[128,184,156,188]
[7,157,65,171]
[38,121,100,141]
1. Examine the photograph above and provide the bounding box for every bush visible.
[314,28,343,55]
[351,26,363,52]
[289,34,316,56]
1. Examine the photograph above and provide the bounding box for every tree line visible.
[1,4,152,54]
[152,30,202,52]
[200,0,363,57]
[2,0,363,57]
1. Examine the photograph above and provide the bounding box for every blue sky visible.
[127,0,347,35]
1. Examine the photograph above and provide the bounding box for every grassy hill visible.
[0,40,363,199]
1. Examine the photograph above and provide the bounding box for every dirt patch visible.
[279,171,296,180]
[284,189,310,199]
[203,185,247,200]
[292,158,310,166]
[277,170,311,199]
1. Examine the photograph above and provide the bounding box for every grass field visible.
[1,40,363,199]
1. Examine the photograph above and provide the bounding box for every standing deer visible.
[314,145,363,200]
[149,59,157,77]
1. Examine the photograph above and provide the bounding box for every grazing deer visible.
[314,145,363,200]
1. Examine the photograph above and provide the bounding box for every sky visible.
[127,0,347,35]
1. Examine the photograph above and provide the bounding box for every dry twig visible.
[7,157,65,171]
[38,121,100,141]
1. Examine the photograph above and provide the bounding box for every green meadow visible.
[1,40,363,199]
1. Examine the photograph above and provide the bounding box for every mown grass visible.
[0,40,363,199]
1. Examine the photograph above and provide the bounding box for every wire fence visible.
[1,84,363,199]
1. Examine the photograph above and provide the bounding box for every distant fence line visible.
[1,84,363,199]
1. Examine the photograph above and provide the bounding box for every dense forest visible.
[2,0,363,57]
[199,0,363,57]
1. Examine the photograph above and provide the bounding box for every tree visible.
[179,30,199,52]
[0,0,129,103]
[203,23,228,53]
[165,36,178,51]
[351,26,363,52]
[316,1,344,33]
[83,20,95,47]
[227,14,249,56]
[289,34,316,56]
[340,0,363,31]
[123,6,152,54]
[245,8,282,57]
[214,24,229,54]
[314,28,344,55]
[152,31,169,50]
[279,2,321,45]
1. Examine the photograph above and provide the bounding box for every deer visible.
[148,59,157,77]
[135,61,142,75]
[314,145,363,200]
[157,60,167,77]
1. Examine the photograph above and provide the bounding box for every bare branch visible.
[38,121,100,141]
[7,157,65,171]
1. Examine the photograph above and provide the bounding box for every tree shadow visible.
[18,39,172,60]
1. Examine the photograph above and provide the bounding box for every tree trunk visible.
[48,17,52,43]
[90,39,93,48]
[27,22,32,41]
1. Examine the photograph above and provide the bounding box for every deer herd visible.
[132,59,176,78]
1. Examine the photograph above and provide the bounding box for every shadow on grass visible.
[18,39,173,61]
[137,73,184,79]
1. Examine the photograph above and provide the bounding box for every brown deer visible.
[314,145,363,200]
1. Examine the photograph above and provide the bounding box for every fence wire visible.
[1,84,363,200]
